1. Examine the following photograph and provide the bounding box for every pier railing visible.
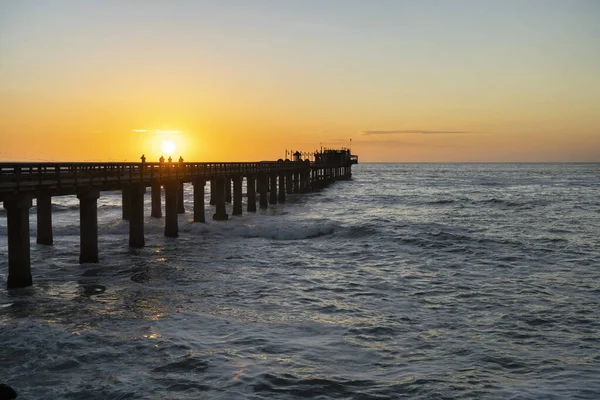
[0,161,313,200]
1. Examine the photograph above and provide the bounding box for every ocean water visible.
[1,163,599,399]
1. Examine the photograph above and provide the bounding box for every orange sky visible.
[1,1,599,162]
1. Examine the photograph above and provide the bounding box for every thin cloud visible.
[362,130,471,135]
[131,129,180,135]
[350,140,463,148]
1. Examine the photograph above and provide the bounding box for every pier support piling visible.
[164,181,179,237]
[269,174,278,205]
[209,179,216,205]
[122,187,131,220]
[232,176,243,216]
[177,182,185,214]
[36,193,53,245]
[4,195,33,288]
[193,178,206,223]
[286,172,293,194]
[300,171,307,193]
[247,175,256,212]
[151,182,162,218]
[278,174,286,203]
[293,172,300,193]
[259,173,268,209]
[129,183,145,248]
[78,189,100,264]
[213,177,229,220]
[225,178,232,203]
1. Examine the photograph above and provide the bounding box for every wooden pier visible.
[0,150,358,288]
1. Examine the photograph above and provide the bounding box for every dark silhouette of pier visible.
[0,150,358,288]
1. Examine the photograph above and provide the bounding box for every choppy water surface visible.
[1,163,599,399]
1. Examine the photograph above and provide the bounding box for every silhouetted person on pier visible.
[178,156,184,163]
[159,155,165,163]
[168,156,172,163]
[140,154,146,163]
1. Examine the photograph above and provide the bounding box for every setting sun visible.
[161,140,176,155]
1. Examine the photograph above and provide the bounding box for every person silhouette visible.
[159,155,164,163]
[168,156,172,163]
[140,154,146,163]
[178,156,184,163]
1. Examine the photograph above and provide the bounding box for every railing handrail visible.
[0,160,335,199]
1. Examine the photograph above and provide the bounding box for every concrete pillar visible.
[78,189,100,264]
[259,173,268,209]
[293,172,300,193]
[299,171,306,193]
[36,193,53,245]
[286,172,293,194]
[4,195,33,288]
[278,174,286,203]
[304,171,310,191]
[213,177,229,220]
[164,181,179,237]
[232,176,243,216]
[151,182,162,218]
[177,182,185,214]
[269,174,278,205]
[225,178,232,203]
[247,175,256,212]
[129,183,145,248]
[209,179,216,205]
[193,178,206,223]
[315,169,321,189]
[122,187,131,220]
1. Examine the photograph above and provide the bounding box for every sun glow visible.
[161,140,176,155]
